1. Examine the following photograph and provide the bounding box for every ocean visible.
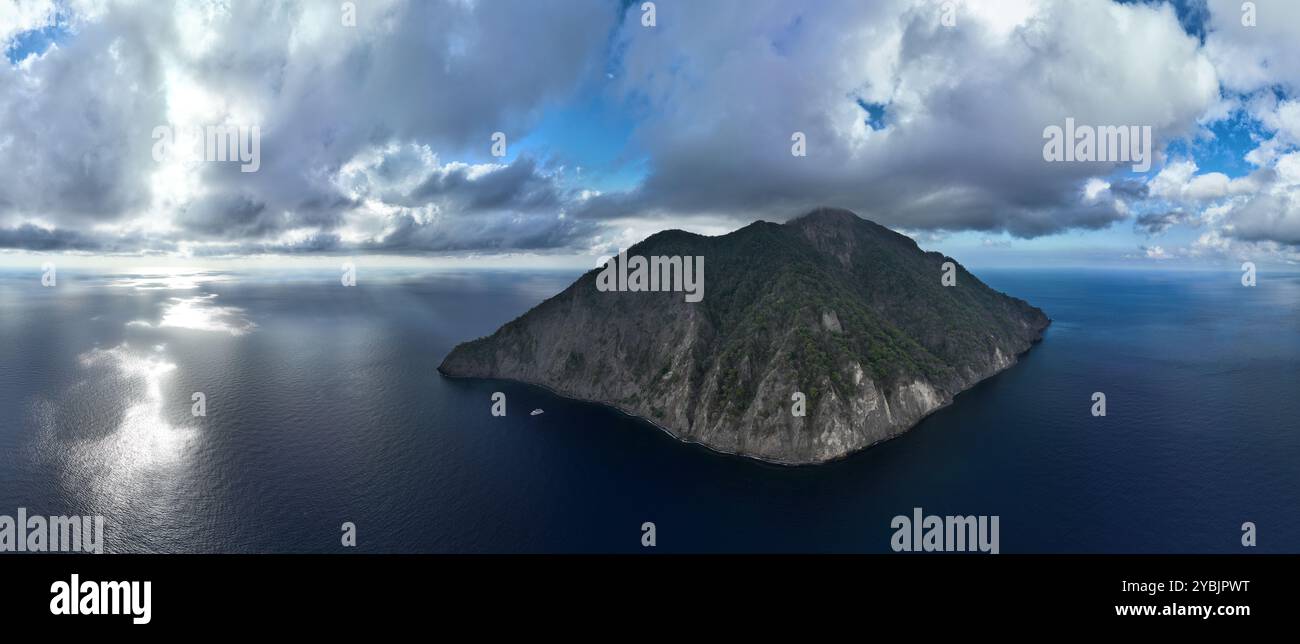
[0,267,1296,553]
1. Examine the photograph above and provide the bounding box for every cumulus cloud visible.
[1127,1,1300,259]
[580,0,1217,238]
[0,0,615,254]
[1,0,1299,261]
[0,0,58,49]
[1135,210,1193,236]
[1141,244,1171,259]
[1204,0,1300,95]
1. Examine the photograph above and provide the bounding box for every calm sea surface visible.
[0,267,1296,552]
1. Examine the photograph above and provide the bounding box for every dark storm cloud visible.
[1135,210,1192,235]
[1109,179,1152,201]
[174,194,270,238]
[360,210,598,253]
[409,157,563,213]
[0,224,103,251]
[0,224,174,253]
[187,232,344,257]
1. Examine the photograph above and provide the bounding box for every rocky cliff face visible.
[439,208,1050,464]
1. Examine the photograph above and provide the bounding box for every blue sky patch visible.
[5,20,69,65]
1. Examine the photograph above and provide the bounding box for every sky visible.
[1,0,1299,269]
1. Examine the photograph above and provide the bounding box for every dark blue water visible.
[1,267,1296,553]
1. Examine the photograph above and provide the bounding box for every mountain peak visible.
[788,207,864,226]
[440,208,1049,464]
